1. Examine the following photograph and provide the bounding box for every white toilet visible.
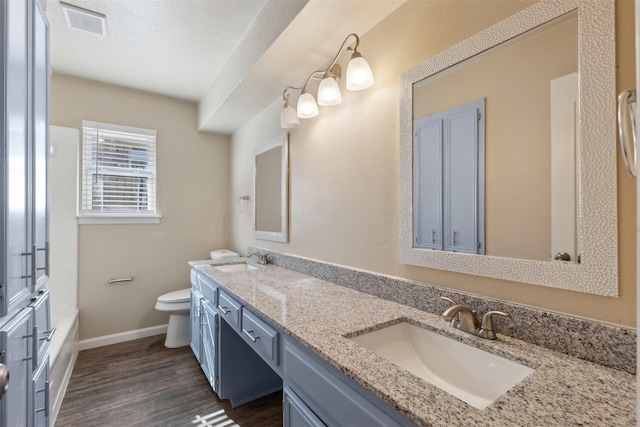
[155,288,191,348]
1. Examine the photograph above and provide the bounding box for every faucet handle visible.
[440,296,460,323]
[479,311,510,340]
[440,296,458,306]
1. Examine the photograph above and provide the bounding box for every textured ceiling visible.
[47,0,405,134]
[48,0,269,101]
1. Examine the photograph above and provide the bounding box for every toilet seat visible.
[157,288,190,303]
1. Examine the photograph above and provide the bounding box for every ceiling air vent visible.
[60,2,107,37]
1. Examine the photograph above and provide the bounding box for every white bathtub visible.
[50,309,79,426]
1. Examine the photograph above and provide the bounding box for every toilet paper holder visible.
[108,277,133,284]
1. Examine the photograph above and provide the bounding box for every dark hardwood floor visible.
[55,335,283,427]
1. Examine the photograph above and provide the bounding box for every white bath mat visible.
[191,409,239,427]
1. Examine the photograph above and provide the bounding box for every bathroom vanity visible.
[190,268,282,407]
[190,260,635,426]
[191,264,416,426]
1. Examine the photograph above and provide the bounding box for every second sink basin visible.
[349,321,534,409]
[214,263,259,272]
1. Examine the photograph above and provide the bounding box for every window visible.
[81,120,158,224]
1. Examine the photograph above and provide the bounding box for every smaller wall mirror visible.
[253,133,289,242]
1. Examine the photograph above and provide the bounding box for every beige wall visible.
[230,1,636,327]
[51,74,231,340]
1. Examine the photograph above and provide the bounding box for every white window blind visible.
[82,121,157,218]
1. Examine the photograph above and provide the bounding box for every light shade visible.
[280,103,299,128]
[318,76,342,106]
[346,52,374,91]
[297,91,319,119]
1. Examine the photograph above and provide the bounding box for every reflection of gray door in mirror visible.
[414,99,485,255]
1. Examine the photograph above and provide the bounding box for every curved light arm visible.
[323,33,359,77]
[283,70,325,101]
[281,33,360,101]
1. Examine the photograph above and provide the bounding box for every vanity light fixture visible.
[317,65,343,106]
[297,89,320,119]
[280,93,300,128]
[280,33,374,128]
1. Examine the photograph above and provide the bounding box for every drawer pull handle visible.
[217,305,230,315]
[242,329,259,343]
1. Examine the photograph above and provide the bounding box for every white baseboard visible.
[78,324,168,351]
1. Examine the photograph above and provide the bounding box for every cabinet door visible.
[284,388,326,427]
[1,0,33,318]
[190,289,202,363]
[31,0,50,292]
[32,355,49,427]
[444,108,481,254]
[414,118,443,250]
[0,308,34,427]
[201,301,218,392]
[29,290,51,370]
[413,98,485,255]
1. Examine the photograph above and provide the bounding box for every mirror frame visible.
[253,133,289,243]
[399,0,618,296]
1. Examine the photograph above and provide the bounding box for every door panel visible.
[414,118,443,250]
[445,108,479,253]
[201,302,218,392]
[3,0,32,317]
[0,308,34,427]
[32,0,50,291]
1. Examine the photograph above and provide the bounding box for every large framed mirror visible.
[399,0,617,296]
[253,133,289,242]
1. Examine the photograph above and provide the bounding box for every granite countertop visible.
[191,261,635,426]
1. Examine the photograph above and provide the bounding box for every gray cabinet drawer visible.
[284,341,411,427]
[218,290,241,329]
[284,387,326,427]
[199,275,219,305]
[241,308,279,367]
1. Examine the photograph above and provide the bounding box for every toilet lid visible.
[158,288,191,303]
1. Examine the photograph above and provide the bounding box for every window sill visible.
[78,214,161,225]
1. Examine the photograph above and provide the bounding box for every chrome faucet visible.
[440,296,509,340]
[247,252,267,265]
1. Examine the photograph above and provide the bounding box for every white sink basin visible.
[349,321,534,409]
[213,263,259,272]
